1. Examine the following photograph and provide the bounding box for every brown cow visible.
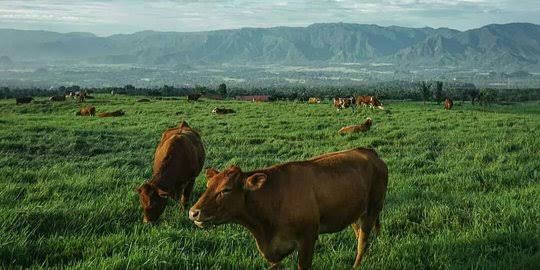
[49,95,66,102]
[187,93,201,101]
[76,106,96,116]
[212,108,236,114]
[137,121,205,223]
[444,98,453,110]
[15,97,33,105]
[97,110,125,117]
[338,118,372,134]
[356,96,384,110]
[308,97,321,104]
[189,147,388,269]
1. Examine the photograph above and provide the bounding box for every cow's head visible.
[371,97,384,109]
[136,182,168,223]
[189,166,267,228]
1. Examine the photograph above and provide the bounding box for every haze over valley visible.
[1,22,540,88]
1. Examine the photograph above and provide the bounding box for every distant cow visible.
[212,108,236,114]
[15,97,33,105]
[338,118,372,134]
[137,121,205,223]
[187,94,201,101]
[49,95,66,102]
[236,95,271,102]
[308,97,321,104]
[333,97,356,111]
[444,98,453,110]
[356,96,384,110]
[76,106,96,116]
[97,110,125,117]
[137,98,151,102]
[189,148,388,269]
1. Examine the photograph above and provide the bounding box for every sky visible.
[0,0,539,36]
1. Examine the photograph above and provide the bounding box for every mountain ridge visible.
[1,22,539,71]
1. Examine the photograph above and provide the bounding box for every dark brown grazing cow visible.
[137,121,205,223]
[444,98,453,110]
[187,93,201,101]
[189,147,388,269]
[137,98,151,102]
[212,108,236,114]
[49,95,66,102]
[97,110,125,117]
[338,118,372,134]
[16,97,33,105]
[76,106,96,116]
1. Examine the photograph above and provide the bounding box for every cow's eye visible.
[220,188,232,195]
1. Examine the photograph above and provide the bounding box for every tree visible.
[218,83,227,97]
[66,85,81,93]
[194,85,208,95]
[161,85,174,96]
[418,81,432,104]
[467,88,480,105]
[433,81,444,104]
[479,88,496,106]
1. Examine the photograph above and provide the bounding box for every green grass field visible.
[0,95,539,269]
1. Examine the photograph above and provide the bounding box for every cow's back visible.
[258,148,387,233]
[152,127,205,187]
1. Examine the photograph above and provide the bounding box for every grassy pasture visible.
[0,95,538,269]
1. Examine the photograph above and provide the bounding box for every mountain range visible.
[1,23,539,71]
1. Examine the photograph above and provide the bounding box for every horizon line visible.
[1,21,538,38]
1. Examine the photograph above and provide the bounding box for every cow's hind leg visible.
[351,214,377,268]
[374,215,381,234]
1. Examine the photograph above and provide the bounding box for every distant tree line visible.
[1,81,540,103]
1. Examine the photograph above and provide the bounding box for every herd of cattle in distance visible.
[10,91,460,268]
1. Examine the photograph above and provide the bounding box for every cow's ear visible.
[245,173,267,191]
[206,168,220,179]
[179,121,189,128]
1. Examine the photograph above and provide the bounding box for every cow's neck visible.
[234,194,276,253]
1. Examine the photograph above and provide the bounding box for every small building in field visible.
[235,95,271,102]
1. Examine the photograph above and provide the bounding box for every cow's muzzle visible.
[189,208,214,228]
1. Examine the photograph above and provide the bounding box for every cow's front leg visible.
[180,178,195,212]
[297,232,318,270]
